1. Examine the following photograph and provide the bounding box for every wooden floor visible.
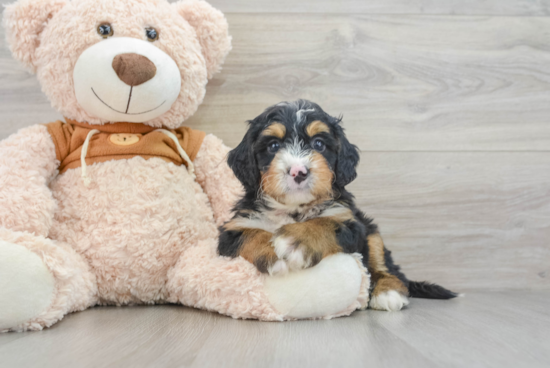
[0,291,548,368]
[1,0,550,367]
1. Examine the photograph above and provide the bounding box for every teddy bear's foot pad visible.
[0,241,55,330]
[263,253,363,319]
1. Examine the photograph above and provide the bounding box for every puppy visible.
[219,100,457,311]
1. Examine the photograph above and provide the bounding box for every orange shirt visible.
[45,119,205,174]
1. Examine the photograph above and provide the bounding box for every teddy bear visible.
[0,0,370,332]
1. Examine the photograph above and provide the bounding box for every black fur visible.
[408,281,458,299]
[221,99,457,301]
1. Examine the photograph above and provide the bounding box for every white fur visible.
[0,241,55,329]
[73,37,181,122]
[272,235,294,259]
[272,235,310,271]
[369,290,410,311]
[230,206,296,234]
[295,108,315,124]
[319,204,352,218]
[268,259,289,276]
[264,253,362,319]
[272,142,317,205]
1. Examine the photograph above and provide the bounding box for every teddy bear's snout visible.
[112,53,157,87]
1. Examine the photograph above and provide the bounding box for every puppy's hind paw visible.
[369,290,410,311]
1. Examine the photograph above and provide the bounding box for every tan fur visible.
[276,218,342,267]
[261,153,286,200]
[310,151,334,200]
[367,233,408,296]
[238,229,278,273]
[306,120,330,137]
[371,274,409,297]
[367,233,388,273]
[261,122,286,139]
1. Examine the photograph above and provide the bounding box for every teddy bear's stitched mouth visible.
[91,87,166,115]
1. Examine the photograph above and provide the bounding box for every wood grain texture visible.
[349,152,550,290]
[206,0,550,16]
[3,13,550,151]
[183,14,550,151]
[0,291,548,368]
[1,2,549,291]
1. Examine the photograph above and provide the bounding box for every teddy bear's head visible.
[3,0,230,129]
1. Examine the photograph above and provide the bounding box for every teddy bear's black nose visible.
[112,53,157,87]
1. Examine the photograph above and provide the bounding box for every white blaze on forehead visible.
[277,138,312,171]
[295,108,315,124]
[73,37,181,123]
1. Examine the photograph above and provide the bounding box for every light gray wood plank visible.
[364,291,550,368]
[206,0,550,16]
[190,313,439,368]
[3,14,550,150]
[0,291,548,368]
[349,151,550,291]
[183,14,550,151]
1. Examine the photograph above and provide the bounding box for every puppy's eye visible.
[97,23,113,38]
[312,138,326,152]
[267,141,280,154]
[146,27,159,42]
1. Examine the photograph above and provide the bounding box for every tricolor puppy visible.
[219,100,457,311]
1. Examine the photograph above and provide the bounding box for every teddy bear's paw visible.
[369,290,410,312]
[0,240,56,331]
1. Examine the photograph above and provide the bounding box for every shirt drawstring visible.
[155,129,196,179]
[81,129,99,186]
[79,128,196,186]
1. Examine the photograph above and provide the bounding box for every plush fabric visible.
[0,240,55,330]
[0,0,369,332]
[0,228,97,332]
[46,119,205,173]
[263,254,369,320]
[72,37,183,123]
[0,124,58,237]
[3,0,231,129]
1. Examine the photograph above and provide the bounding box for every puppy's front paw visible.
[272,235,321,271]
[369,290,410,311]
[268,259,289,276]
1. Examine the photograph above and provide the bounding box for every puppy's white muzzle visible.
[73,37,181,123]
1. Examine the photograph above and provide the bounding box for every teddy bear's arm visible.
[193,134,244,226]
[0,125,59,237]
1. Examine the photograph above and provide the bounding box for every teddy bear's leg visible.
[166,238,284,321]
[167,238,370,321]
[0,228,97,332]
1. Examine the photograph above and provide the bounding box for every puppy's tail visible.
[408,281,458,299]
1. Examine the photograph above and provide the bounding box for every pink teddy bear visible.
[0,0,369,332]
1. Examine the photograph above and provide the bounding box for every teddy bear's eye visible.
[97,23,113,38]
[145,27,159,42]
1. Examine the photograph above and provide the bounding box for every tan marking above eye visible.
[262,122,286,139]
[306,120,331,137]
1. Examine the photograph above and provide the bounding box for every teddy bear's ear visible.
[3,0,67,72]
[172,0,232,79]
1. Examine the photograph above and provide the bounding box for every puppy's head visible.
[229,100,359,205]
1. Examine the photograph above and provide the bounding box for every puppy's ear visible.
[335,125,360,188]
[228,130,260,192]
